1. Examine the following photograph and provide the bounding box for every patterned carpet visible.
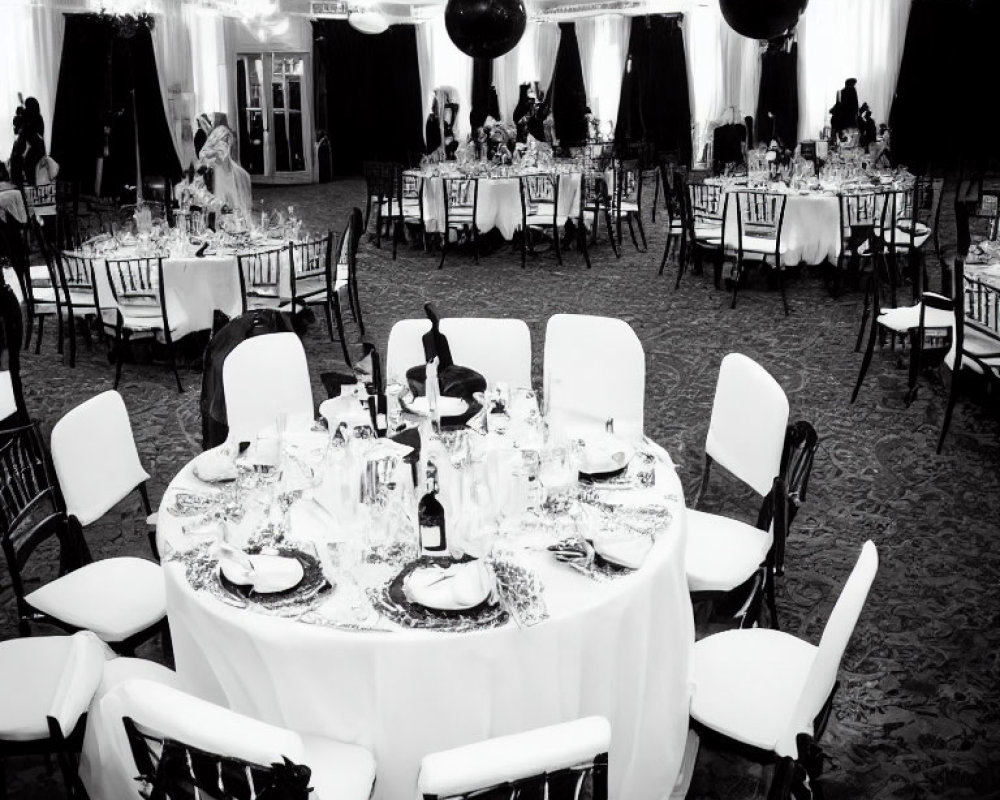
[4,177,999,799]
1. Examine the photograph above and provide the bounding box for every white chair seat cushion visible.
[685,508,774,593]
[877,303,953,333]
[888,229,930,249]
[25,557,166,642]
[0,370,16,419]
[617,200,640,213]
[526,212,556,226]
[31,286,58,304]
[693,224,723,240]
[738,234,788,254]
[67,290,96,312]
[0,633,108,741]
[300,734,377,800]
[691,628,817,752]
[29,264,51,286]
[946,327,1000,375]
[294,275,327,298]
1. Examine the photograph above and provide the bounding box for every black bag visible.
[405,304,486,400]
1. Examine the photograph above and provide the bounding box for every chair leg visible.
[635,212,648,251]
[138,482,153,516]
[627,216,640,252]
[34,315,43,354]
[652,179,659,223]
[439,229,448,269]
[604,209,619,258]
[851,316,880,403]
[553,225,562,266]
[167,341,183,393]
[904,328,921,406]
[55,310,64,356]
[323,299,335,342]
[521,228,527,269]
[937,361,962,453]
[765,564,780,630]
[659,232,673,276]
[112,324,126,390]
[854,276,872,353]
[472,225,479,264]
[68,315,78,368]
[363,194,372,232]
[579,224,592,269]
[778,268,789,316]
[332,293,353,368]
[730,259,742,309]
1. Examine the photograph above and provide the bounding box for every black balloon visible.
[445,0,527,59]
[720,0,808,40]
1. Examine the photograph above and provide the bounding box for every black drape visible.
[470,58,493,131]
[615,15,693,166]
[312,21,424,175]
[550,22,588,146]
[889,0,1000,172]
[51,14,181,197]
[755,38,799,149]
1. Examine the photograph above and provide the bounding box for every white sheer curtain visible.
[0,1,65,158]
[185,4,229,121]
[684,4,723,161]
[534,21,561,97]
[719,19,760,125]
[798,0,912,141]
[416,14,473,144]
[152,1,195,168]
[494,46,521,123]
[577,15,630,129]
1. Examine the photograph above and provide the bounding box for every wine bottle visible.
[418,459,447,555]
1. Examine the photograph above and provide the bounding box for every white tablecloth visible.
[128,443,694,800]
[91,253,248,341]
[0,186,27,224]
[722,190,840,266]
[415,172,584,239]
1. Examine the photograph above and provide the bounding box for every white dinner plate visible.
[401,394,468,418]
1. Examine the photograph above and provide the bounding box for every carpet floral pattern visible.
[3,179,999,799]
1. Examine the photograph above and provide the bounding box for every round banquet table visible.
[410,169,585,240]
[721,188,841,266]
[84,244,291,341]
[149,436,694,800]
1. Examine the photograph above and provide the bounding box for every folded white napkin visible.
[192,448,238,482]
[403,561,493,610]
[592,535,652,570]
[319,396,370,436]
[579,433,635,475]
[219,545,304,593]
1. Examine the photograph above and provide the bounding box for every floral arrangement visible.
[478,117,517,163]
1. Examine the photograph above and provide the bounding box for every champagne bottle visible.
[422,302,454,368]
[418,459,447,555]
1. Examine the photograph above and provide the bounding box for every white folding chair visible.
[690,541,878,793]
[0,631,110,799]
[222,332,313,444]
[542,314,644,440]
[89,678,375,800]
[685,354,790,626]
[50,390,153,527]
[417,716,610,800]
[385,318,431,384]
[439,318,533,389]
[80,657,182,800]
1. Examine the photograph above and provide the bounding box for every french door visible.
[235,52,313,183]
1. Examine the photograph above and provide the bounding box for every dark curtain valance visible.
[551,22,588,146]
[889,0,1000,172]
[312,20,424,175]
[51,13,181,197]
[756,38,798,149]
[615,15,692,166]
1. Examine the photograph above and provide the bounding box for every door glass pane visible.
[272,54,306,174]
[237,55,265,175]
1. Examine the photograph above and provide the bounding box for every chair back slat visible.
[238,247,285,306]
[123,717,313,800]
[687,183,724,224]
[105,257,162,306]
